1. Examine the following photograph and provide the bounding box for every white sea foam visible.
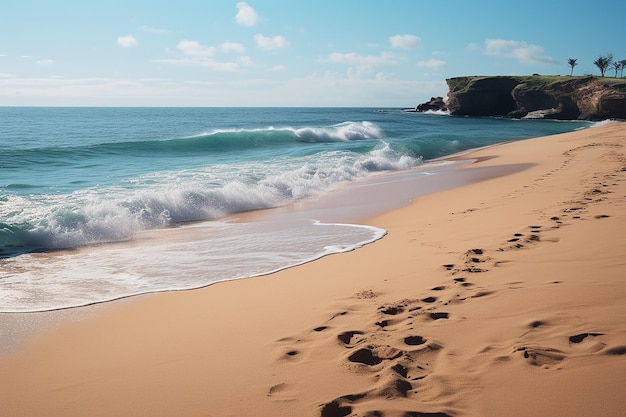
[198,121,383,144]
[590,119,619,128]
[1,142,420,252]
[422,109,451,116]
[0,219,386,312]
[294,121,383,142]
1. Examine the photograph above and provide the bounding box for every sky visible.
[1,0,625,107]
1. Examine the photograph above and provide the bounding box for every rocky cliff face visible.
[440,76,626,120]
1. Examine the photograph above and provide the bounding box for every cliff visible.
[428,76,626,120]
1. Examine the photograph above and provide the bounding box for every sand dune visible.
[1,122,625,417]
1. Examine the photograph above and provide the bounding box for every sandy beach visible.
[1,122,625,417]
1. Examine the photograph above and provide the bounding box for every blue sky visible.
[1,0,624,107]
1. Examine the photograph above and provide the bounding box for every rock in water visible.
[416,96,447,112]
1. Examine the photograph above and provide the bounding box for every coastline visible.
[1,122,625,416]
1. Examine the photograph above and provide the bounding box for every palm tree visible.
[594,54,613,77]
[567,58,578,76]
[611,61,622,77]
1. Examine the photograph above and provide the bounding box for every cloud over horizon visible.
[483,38,559,66]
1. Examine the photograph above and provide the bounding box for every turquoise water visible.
[0,107,589,311]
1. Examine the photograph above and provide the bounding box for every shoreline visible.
[1,122,625,416]
[0,150,527,347]
[0,154,512,313]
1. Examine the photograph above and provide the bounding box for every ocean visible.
[0,107,589,312]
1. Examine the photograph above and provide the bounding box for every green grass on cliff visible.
[516,75,568,91]
[447,75,626,94]
[447,76,478,93]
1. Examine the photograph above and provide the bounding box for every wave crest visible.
[590,119,619,128]
[1,141,420,255]
[294,121,383,142]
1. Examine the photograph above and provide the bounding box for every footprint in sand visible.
[471,290,495,298]
[379,305,405,315]
[517,346,565,367]
[320,338,450,416]
[320,399,353,417]
[445,252,490,274]
[404,335,427,346]
[428,312,449,321]
[569,332,604,344]
[337,330,365,347]
[528,320,548,328]
[267,382,298,401]
[347,345,403,366]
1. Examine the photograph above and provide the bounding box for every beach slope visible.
[1,122,625,417]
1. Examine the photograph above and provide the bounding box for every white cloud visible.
[390,34,422,50]
[36,59,54,66]
[177,40,215,57]
[20,55,33,59]
[154,40,247,71]
[417,59,447,70]
[235,2,259,27]
[325,52,397,79]
[270,65,286,71]
[483,38,559,66]
[221,42,246,54]
[117,35,138,48]
[254,34,289,50]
